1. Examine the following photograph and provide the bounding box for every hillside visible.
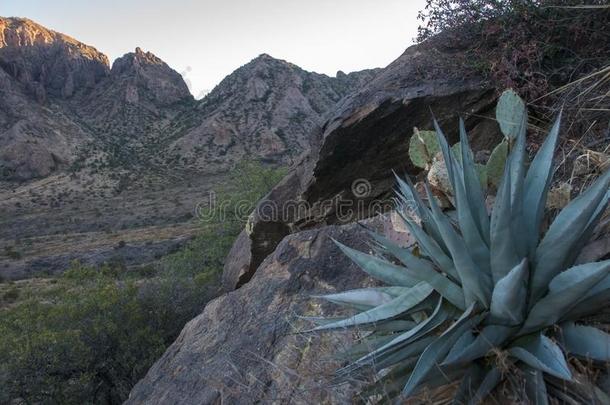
[0,17,379,279]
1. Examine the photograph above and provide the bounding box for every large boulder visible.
[127,219,385,404]
[223,39,502,288]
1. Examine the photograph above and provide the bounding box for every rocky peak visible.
[110,47,192,105]
[0,16,109,101]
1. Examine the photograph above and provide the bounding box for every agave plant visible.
[308,90,610,403]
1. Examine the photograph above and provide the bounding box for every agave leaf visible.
[424,183,492,307]
[339,299,455,373]
[453,363,485,405]
[372,336,436,371]
[509,335,572,380]
[445,329,475,363]
[507,111,528,257]
[394,173,447,250]
[312,287,411,310]
[522,113,562,257]
[443,324,514,366]
[459,118,491,245]
[311,282,434,331]
[340,334,399,360]
[490,165,521,283]
[532,169,610,301]
[523,366,549,405]
[447,133,492,275]
[490,259,528,325]
[560,322,610,361]
[522,260,610,333]
[469,367,502,405]
[568,189,610,266]
[333,239,419,287]
[496,89,526,141]
[396,210,458,280]
[367,230,465,309]
[402,303,480,396]
[563,273,610,320]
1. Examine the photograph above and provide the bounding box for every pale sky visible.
[2,0,426,98]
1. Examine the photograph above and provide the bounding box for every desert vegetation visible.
[309,90,610,402]
[0,160,285,404]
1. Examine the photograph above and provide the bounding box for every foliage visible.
[310,90,610,402]
[0,159,286,404]
[0,269,166,404]
[160,159,286,277]
[416,1,610,101]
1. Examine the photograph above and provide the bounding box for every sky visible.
[2,0,427,98]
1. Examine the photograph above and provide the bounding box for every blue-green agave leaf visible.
[425,183,492,307]
[532,169,610,301]
[523,366,549,405]
[367,230,465,309]
[522,113,562,257]
[341,299,455,372]
[522,260,610,333]
[333,239,419,287]
[443,324,514,366]
[402,303,479,396]
[311,282,434,331]
[490,258,528,325]
[507,111,528,258]
[562,272,610,320]
[459,118,491,245]
[312,287,410,311]
[371,336,436,372]
[394,173,446,249]
[509,335,572,380]
[396,210,458,279]
[490,165,521,283]
[453,364,485,405]
[470,367,502,405]
[445,329,475,363]
[560,322,610,361]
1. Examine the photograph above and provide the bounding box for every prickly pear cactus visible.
[486,140,508,189]
[496,89,526,140]
[409,128,440,169]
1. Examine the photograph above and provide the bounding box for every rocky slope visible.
[166,54,379,171]
[128,28,610,401]
[0,17,108,180]
[128,36,504,402]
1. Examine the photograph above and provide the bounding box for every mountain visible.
[0,17,378,181]
[0,17,379,279]
[166,54,379,170]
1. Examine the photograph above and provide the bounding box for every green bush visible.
[0,274,165,403]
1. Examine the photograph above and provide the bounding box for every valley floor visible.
[0,170,226,280]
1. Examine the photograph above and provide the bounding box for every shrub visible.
[309,90,610,402]
[416,1,610,101]
[2,287,19,303]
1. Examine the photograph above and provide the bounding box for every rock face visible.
[127,220,383,404]
[222,39,502,289]
[167,54,380,170]
[0,17,109,101]
[0,18,110,180]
